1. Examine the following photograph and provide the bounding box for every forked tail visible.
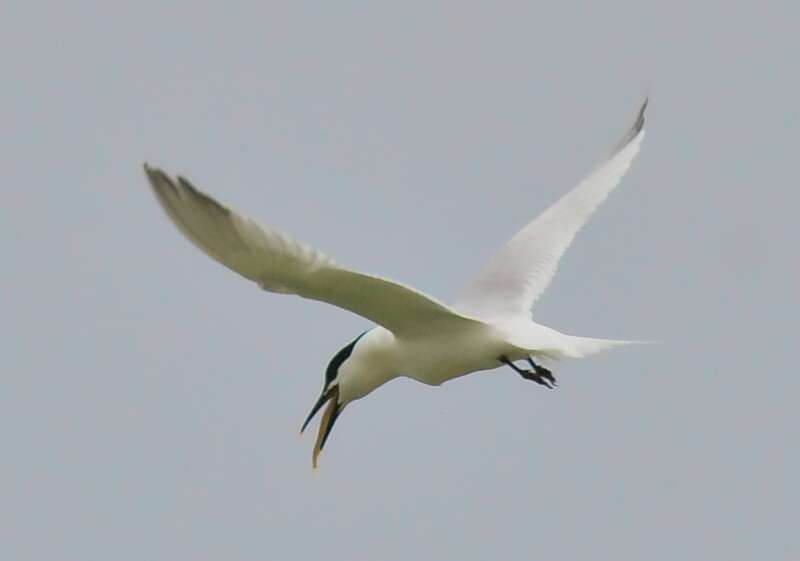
[566,335,648,358]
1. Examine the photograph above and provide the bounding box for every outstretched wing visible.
[454,99,648,320]
[145,166,483,338]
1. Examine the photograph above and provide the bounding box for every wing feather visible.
[145,166,482,337]
[454,99,648,320]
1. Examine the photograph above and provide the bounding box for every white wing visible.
[455,99,648,320]
[144,166,483,338]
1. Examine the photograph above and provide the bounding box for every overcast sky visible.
[2,2,798,560]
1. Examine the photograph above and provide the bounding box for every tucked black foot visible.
[526,357,557,387]
[499,356,557,389]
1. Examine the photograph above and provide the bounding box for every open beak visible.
[300,386,342,469]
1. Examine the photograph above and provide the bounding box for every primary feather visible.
[455,99,647,321]
[144,165,483,338]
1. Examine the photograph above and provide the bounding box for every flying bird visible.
[144,99,648,468]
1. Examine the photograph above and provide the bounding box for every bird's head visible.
[300,331,368,469]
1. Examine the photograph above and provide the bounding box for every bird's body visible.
[338,316,629,403]
[144,99,649,467]
[342,324,499,400]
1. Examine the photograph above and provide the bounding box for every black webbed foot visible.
[519,369,556,389]
[499,356,557,389]
[526,357,557,388]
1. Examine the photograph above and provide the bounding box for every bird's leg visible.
[499,356,556,389]
[526,357,557,387]
[499,356,527,375]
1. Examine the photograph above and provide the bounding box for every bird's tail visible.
[566,336,651,359]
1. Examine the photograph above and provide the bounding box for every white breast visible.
[338,320,535,399]
[336,328,402,403]
[396,324,509,386]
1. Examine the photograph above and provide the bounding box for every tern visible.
[145,99,648,468]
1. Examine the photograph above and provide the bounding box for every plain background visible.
[2,2,798,560]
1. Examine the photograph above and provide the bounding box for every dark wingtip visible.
[610,97,649,156]
[142,162,162,178]
[174,174,231,214]
[142,162,169,185]
[633,96,648,136]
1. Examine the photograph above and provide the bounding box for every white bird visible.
[145,99,648,468]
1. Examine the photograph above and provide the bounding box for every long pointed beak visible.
[300,386,335,435]
[312,387,342,470]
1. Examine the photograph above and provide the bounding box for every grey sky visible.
[2,2,798,560]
